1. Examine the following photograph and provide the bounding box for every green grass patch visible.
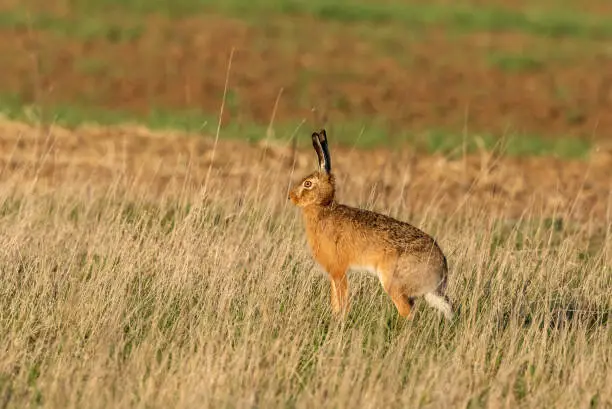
[487,52,546,73]
[0,93,592,159]
[66,0,612,39]
[486,46,585,73]
[0,93,212,133]
[74,58,112,76]
[422,129,591,159]
[0,9,143,42]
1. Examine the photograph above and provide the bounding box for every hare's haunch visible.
[289,129,453,320]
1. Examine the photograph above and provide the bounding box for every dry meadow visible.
[0,120,610,408]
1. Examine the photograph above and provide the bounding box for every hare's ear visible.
[312,131,330,174]
[312,129,331,174]
[317,129,331,173]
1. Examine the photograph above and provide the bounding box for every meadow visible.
[0,0,611,408]
[0,118,610,408]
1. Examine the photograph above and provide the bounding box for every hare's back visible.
[335,204,440,252]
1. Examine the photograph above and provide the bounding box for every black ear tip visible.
[318,129,327,143]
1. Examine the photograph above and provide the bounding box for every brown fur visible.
[289,130,453,320]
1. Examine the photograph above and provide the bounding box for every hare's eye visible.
[303,180,312,188]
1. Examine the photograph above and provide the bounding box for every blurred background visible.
[3,0,612,156]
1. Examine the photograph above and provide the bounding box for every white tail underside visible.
[424,292,454,321]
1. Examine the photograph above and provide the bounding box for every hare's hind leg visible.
[379,269,415,319]
[390,292,415,319]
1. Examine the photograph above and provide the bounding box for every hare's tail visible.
[424,293,453,321]
[423,258,454,321]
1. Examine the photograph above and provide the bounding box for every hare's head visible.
[289,129,336,207]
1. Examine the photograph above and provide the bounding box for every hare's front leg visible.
[329,272,349,315]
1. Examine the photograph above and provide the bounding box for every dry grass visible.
[0,122,611,409]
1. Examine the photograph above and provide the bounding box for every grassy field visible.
[1,0,611,407]
[2,0,612,155]
[0,119,611,408]
[1,182,611,409]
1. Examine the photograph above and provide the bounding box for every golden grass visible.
[0,121,610,408]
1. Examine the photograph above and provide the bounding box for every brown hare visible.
[289,129,454,321]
